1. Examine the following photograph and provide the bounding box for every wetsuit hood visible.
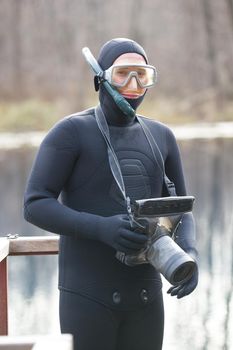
[96,38,148,126]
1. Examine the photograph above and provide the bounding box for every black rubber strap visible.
[137,117,177,196]
[95,105,126,201]
[95,106,133,219]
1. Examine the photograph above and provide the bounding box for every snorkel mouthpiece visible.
[82,47,135,118]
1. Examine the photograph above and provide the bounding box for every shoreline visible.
[1,122,233,149]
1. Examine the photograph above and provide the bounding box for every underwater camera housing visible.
[117,196,197,286]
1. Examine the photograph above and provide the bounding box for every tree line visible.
[0,0,233,115]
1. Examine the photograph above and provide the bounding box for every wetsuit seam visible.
[59,287,118,327]
[58,285,162,311]
[116,150,161,169]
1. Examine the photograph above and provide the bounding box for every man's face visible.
[112,53,147,99]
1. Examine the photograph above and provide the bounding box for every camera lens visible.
[148,235,196,286]
[172,261,195,284]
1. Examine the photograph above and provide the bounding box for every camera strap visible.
[136,115,176,196]
[95,105,133,218]
[94,105,176,214]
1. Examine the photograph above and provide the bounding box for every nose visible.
[127,76,138,90]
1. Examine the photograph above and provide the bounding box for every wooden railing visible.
[0,236,59,336]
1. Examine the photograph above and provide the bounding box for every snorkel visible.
[82,47,136,118]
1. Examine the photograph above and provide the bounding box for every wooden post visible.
[0,257,8,335]
[0,236,59,336]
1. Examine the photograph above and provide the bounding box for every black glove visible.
[97,214,148,255]
[167,212,198,298]
[167,263,198,298]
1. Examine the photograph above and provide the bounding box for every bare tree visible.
[11,0,23,98]
[202,0,218,89]
[0,0,233,110]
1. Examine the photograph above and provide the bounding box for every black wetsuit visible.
[24,39,196,350]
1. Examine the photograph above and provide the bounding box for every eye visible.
[137,69,146,77]
[115,69,128,76]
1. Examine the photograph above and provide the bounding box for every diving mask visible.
[103,64,157,89]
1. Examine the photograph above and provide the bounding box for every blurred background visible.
[0,1,233,349]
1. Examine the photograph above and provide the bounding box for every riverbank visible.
[1,97,233,133]
[1,122,233,150]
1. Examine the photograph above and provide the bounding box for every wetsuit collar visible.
[100,89,138,126]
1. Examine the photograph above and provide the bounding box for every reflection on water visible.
[163,207,233,349]
[8,256,59,335]
[1,125,233,350]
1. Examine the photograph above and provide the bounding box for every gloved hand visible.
[167,264,198,299]
[97,214,148,255]
[168,212,198,298]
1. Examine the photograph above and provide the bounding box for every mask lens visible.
[110,65,156,88]
[112,66,131,86]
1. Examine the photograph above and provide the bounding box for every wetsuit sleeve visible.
[164,127,197,257]
[175,213,197,258]
[163,126,198,297]
[164,127,186,196]
[24,118,102,237]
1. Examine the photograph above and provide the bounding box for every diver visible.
[24,38,198,350]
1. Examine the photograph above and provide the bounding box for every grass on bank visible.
[0,99,65,132]
[0,97,233,132]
